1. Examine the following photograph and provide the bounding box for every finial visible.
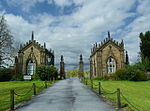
[95,42,97,47]
[20,44,22,49]
[108,31,110,38]
[32,31,34,40]
[125,51,129,65]
[15,56,18,63]
[121,39,124,44]
[61,55,64,61]
[99,43,101,47]
[80,54,83,61]
[44,42,46,48]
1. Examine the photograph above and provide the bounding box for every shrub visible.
[0,68,14,81]
[66,70,78,77]
[11,73,23,81]
[114,65,147,81]
[126,66,147,81]
[93,77,104,80]
[114,69,127,80]
[36,65,58,81]
[103,74,116,80]
[32,74,40,80]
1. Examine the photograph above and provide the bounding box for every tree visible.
[66,70,79,77]
[139,31,150,64]
[0,68,15,81]
[0,15,14,67]
[36,65,58,81]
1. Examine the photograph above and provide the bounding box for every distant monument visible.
[90,31,129,78]
[78,54,84,78]
[15,31,54,79]
[60,55,65,79]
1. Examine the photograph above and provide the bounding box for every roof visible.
[91,37,124,57]
[18,32,54,56]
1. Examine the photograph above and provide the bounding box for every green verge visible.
[0,81,55,111]
[85,79,150,111]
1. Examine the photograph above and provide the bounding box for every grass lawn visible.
[0,81,54,111]
[85,79,150,111]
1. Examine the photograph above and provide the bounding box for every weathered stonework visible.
[90,32,128,78]
[15,32,54,75]
[79,54,84,78]
[60,55,65,79]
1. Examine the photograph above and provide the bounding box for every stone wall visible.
[90,39,125,78]
[21,45,41,74]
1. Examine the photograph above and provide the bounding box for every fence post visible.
[117,88,121,109]
[33,83,36,95]
[45,81,47,88]
[98,82,101,95]
[10,89,14,110]
[91,79,93,89]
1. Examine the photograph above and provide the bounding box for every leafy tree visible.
[83,70,90,78]
[139,31,150,65]
[0,15,14,67]
[66,70,90,78]
[11,73,23,81]
[114,64,147,81]
[36,65,58,81]
[0,68,14,81]
[66,70,79,77]
[125,65,147,81]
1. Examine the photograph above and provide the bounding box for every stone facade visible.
[90,32,128,78]
[15,32,54,75]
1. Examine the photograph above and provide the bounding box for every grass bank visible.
[0,81,55,111]
[85,79,150,111]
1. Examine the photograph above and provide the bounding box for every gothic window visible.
[48,56,51,63]
[27,60,36,75]
[107,57,116,73]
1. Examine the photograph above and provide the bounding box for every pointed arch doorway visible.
[107,57,116,73]
[27,59,36,75]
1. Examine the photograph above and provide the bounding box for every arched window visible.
[107,57,116,73]
[27,60,36,75]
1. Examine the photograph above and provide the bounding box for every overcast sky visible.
[0,0,150,70]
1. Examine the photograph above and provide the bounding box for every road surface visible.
[16,78,115,111]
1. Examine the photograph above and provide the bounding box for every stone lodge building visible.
[90,32,129,78]
[15,32,54,75]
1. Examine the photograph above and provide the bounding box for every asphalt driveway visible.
[16,78,115,111]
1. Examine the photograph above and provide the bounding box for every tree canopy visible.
[36,65,58,81]
[139,31,150,61]
[0,15,14,67]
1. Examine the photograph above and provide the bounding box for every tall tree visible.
[125,51,129,65]
[0,15,14,67]
[139,31,150,63]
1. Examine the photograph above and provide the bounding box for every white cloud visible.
[6,0,50,12]
[137,0,150,15]
[0,10,5,16]
[123,15,150,63]
[5,14,35,42]
[54,0,73,7]
[2,0,150,69]
[6,0,86,12]
[118,0,150,63]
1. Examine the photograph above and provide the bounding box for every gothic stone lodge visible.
[90,32,129,78]
[15,32,54,75]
